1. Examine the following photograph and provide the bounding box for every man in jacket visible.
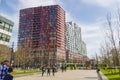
[0,60,11,80]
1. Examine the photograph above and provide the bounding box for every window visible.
[50,32,56,35]
[0,21,4,29]
[50,37,56,40]
[5,23,9,28]
[21,13,26,16]
[35,53,40,57]
[4,23,9,31]
[54,32,56,34]
[2,34,6,41]
[20,37,24,40]
[0,21,4,26]
[9,26,13,32]
[6,35,10,42]
[20,26,25,35]
[0,33,10,42]
[26,29,31,35]
[19,37,24,44]
[0,22,13,32]
[10,26,13,29]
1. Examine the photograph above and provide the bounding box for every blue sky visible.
[0,0,120,58]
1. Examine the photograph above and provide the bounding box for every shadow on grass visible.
[104,72,120,76]
[109,77,120,80]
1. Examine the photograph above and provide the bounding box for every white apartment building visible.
[66,22,83,54]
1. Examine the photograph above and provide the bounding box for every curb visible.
[99,72,108,80]
[14,72,41,78]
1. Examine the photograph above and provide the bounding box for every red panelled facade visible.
[18,5,66,65]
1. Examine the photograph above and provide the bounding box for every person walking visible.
[3,67,13,80]
[41,66,45,76]
[61,65,64,72]
[0,60,11,80]
[96,67,100,73]
[47,66,51,76]
[52,66,55,76]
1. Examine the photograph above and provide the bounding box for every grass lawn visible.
[12,68,41,76]
[101,69,120,80]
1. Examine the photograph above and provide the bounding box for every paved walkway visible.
[14,70,98,80]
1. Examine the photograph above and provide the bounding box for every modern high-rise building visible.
[66,22,87,63]
[0,15,14,45]
[74,25,82,54]
[66,22,75,53]
[66,22,82,54]
[18,5,66,65]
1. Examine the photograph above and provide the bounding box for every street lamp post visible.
[119,41,120,52]
[117,41,120,74]
[10,42,14,66]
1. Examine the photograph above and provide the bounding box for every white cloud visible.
[86,41,100,56]
[18,0,56,9]
[81,25,100,32]
[66,12,74,22]
[6,0,56,12]
[81,0,120,8]
[78,24,100,40]
[81,24,103,58]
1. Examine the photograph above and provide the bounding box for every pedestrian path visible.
[14,70,98,80]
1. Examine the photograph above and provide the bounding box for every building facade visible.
[0,15,14,45]
[74,25,82,54]
[18,5,66,65]
[66,22,87,63]
[81,41,87,55]
[66,22,75,53]
[66,22,82,54]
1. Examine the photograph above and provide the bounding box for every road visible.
[14,70,98,80]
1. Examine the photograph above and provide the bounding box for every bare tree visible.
[14,46,34,69]
[99,10,120,74]
[0,44,11,63]
[106,13,119,67]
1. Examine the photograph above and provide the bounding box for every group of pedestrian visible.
[0,60,68,79]
[41,65,56,76]
[0,60,13,80]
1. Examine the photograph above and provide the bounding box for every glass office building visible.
[0,15,14,45]
[18,5,66,65]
